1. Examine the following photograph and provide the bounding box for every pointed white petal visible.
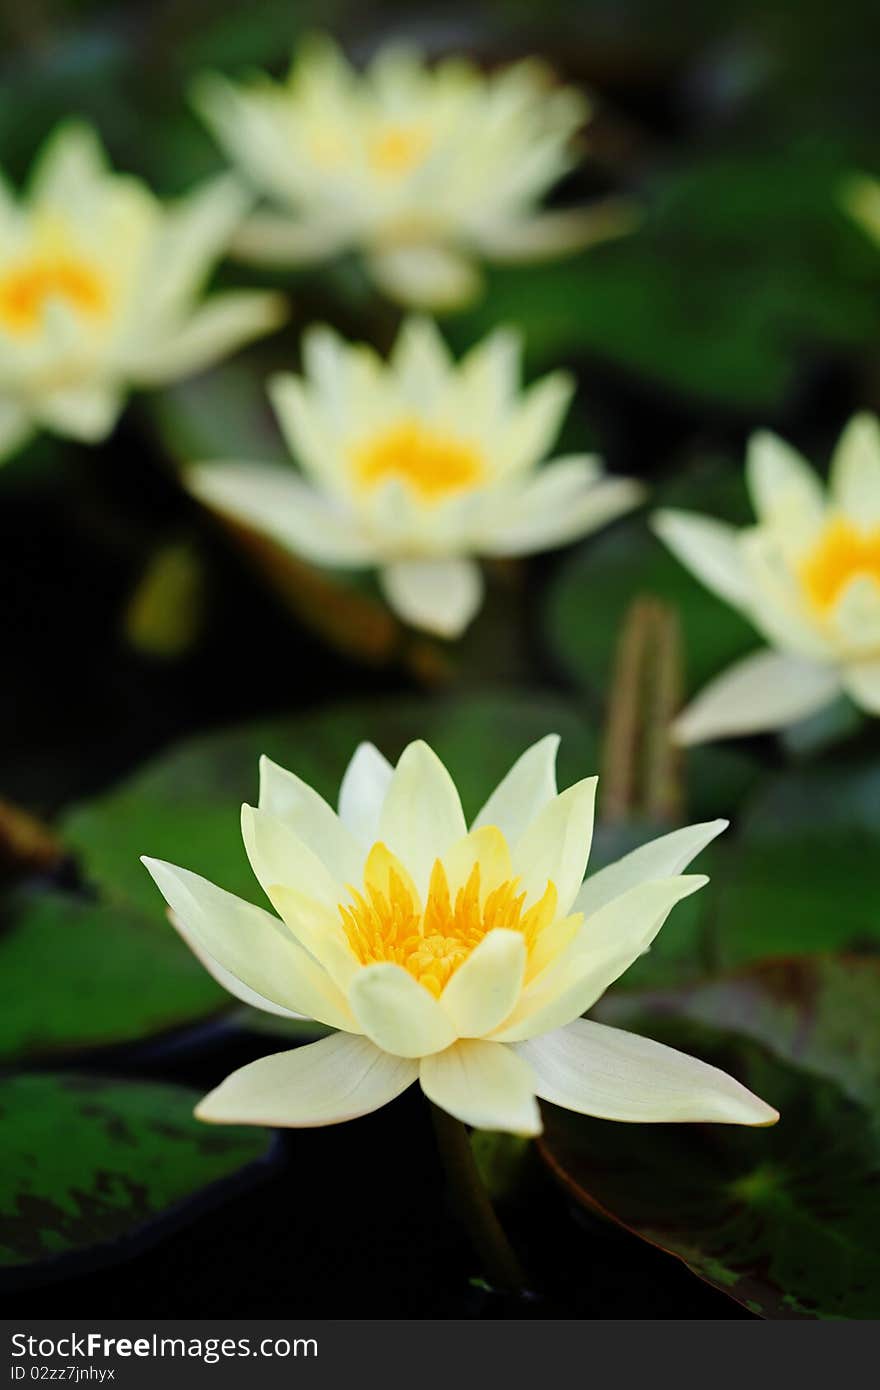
[420,1039,541,1135]
[141,857,352,1028]
[673,649,841,745]
[348,964,457,1058]
[474,199,638,262]
[497,372,574,474]
[168,909,305,1018]
[257,755,363,882]
[231,212,352,266]
[127,292,285,384]
[843,657,880,714]
[651,508,751,610]
[378,740,467,895]
[829,412,880,526]
[186,462,376,567]
[517,1018,778,1125]
[0,401,32,463]
[746,431,825,533]
[493,875,707,1043]
[196,1034,417,1126]
[338,742,394,845]
[512,776,597,915]
[440,930,526,1038]
[368,244,482,310]
[379,557,484,638]
[472,734,560,844]
[37,385,122,443]
[575,819,727,918]
[483,464,642,557]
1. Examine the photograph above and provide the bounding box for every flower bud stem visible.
[430,1103,528,1293]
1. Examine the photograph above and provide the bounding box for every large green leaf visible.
[540,957,880,1318]
[0,1073,271,1275]
[0,893,224,1063]
[64,692,598,914]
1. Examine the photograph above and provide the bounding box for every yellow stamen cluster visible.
[351,418,484,502]
[0,257,106,334]
[339,852,557,997]
[800,517,880,610]
[368,125,431,175]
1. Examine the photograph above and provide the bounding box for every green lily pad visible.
[0,1073,271,1275]
[540,957,880,1318]
[0,893,224,1064]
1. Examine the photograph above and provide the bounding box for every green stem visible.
[430,1104,528,1293]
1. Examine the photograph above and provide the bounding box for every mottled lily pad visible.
[541,957,880,1318]
[0,1073,272,1276]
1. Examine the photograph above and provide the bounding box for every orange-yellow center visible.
[368,125,431,175]
[0,257,106,335]
[799,518,880,610]
[351,419,484,502]
[339,850,558,997]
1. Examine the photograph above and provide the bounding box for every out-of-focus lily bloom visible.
[142,736,778,1136]
[193,34,634,309]
[186,317,643,637]
[0,122,285,462]
[653,414,880,743]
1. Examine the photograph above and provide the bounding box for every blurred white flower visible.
[0,122,286,462]
[653,413,880,743]
[186,316,643,637]
[143,735,777,1135]
[193,33,635,309]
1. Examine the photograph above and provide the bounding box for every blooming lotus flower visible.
[192,34,633,309]
[186,316,643,637]
[142,737,777,1136]
[0,122,285,462]
[653,414,880,743]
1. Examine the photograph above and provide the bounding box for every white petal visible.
[483,464,642,557]
[196,1034,417,1126]
[390,316,454,406]
[512,776,597,914]
[673,649,841,745]
[0,400,32,463]
[493,875,707,1043]
[517,1018,778,1125]
[843,658,880,714]
[168,908,305,1018]
[338,742,394,845]
[497,372,574,474]
[378,740,467,896]
[258,755,363,882]
[368,244,482,310]
[379,556,484,638]
[746,431,825,536]
[141,857,352,1028]
[440,930,526,1038]
[474,199,637,262]
[829,412,880,526]
[651,508,752,610]
[575,819,727,918]
[241,804,340,910]
[30,121,108,205]
[231,212,351,266]
[419,1039,541,1135]
[126,292,285,384]
[829,575,880,654]
[348,964,457,1058]
[186,462,376,567]
[472,734,559,844]
[37,385,122,443]
[144,174,252,321]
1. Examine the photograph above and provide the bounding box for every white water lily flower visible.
[142,736,778,1136]
[186,316,643,637]
[0,122,286,462]
[192,33,634,309]
[653,413,880,743]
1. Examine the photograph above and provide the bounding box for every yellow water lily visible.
[653,413,880,742]
[142,736,778,1135]
[0,122,285,462]
[193,33,633,309]
[186,316,643,637]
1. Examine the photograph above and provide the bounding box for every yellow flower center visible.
[368,124,431,176]
[0,255,106,335]
[799,518,880,610]
[351,418,485,502]
[339,844,558,997]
